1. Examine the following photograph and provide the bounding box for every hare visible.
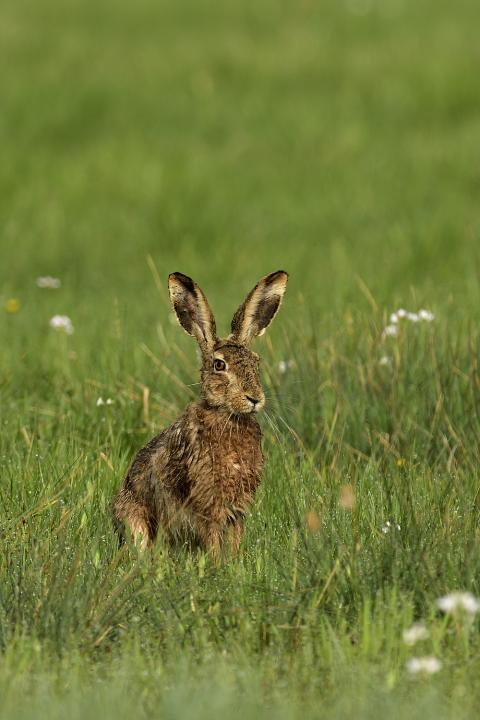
[113,270,288,561]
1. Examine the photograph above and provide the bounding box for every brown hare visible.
[113,270,288,561]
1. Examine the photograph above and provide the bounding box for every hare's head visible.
[168,271,288,415]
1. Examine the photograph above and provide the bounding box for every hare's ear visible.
[168,273,217,352]
[231,270,288,345]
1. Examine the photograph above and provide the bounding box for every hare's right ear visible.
[168,273,217,352]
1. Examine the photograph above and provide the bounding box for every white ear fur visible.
[230,271,288,345]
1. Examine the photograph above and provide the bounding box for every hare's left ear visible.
[230,270,288,345]
[168,273,217,353]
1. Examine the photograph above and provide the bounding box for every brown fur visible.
[113,270,288,561]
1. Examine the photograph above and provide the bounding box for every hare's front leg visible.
[199,521,243,563]
[115,498,158,550]
[200,524,222,564]
[128,514,155,550]
[228,520,244,556]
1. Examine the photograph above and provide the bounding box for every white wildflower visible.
[382,520,400,534]
[436,592,480,615]
[278,360,294,374]
[403,623,429,646]
[36,276,61,289]
[397,308,408,318]
[97,397,113,407]
[406,656,442,675]
[49,315,74,334]
[407,312,419,322]
[390,313,399,324]
[418,309,435,322]
[379,355,392,366]
[382,324,399,338]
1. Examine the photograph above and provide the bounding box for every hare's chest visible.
[189,419,263,496]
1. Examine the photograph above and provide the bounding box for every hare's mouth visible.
[231,395,264,415]
[246,396,263,413]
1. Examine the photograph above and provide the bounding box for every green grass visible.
[1,0,480,717]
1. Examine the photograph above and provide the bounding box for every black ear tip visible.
[168,272,195,292]
[265,270,289,284]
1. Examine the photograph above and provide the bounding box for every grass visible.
[1,0,480,717]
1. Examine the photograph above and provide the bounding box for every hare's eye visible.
[214,359,226,372]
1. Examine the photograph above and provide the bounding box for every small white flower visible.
[49,315,74,334]
[379,355,392,367]
[437,592,480,615]
[97,397,114,407]
[381,520,400,534]
[418,309,435,322]
[390,313,399,324]
[406,656,442,675]
[407,312,419,322]
[37,276,61,289]
[397,308,408,318]
[278,360,294,374]
[382,324,399,338]
[403,623,429,646]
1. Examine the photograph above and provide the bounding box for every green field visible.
[2,0,480,717]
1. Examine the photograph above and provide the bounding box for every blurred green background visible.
[2,2,480,719]
[2,0,479,333]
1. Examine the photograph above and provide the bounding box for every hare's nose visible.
[245,395,260,407]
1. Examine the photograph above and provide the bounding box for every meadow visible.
[1,0,480,717]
